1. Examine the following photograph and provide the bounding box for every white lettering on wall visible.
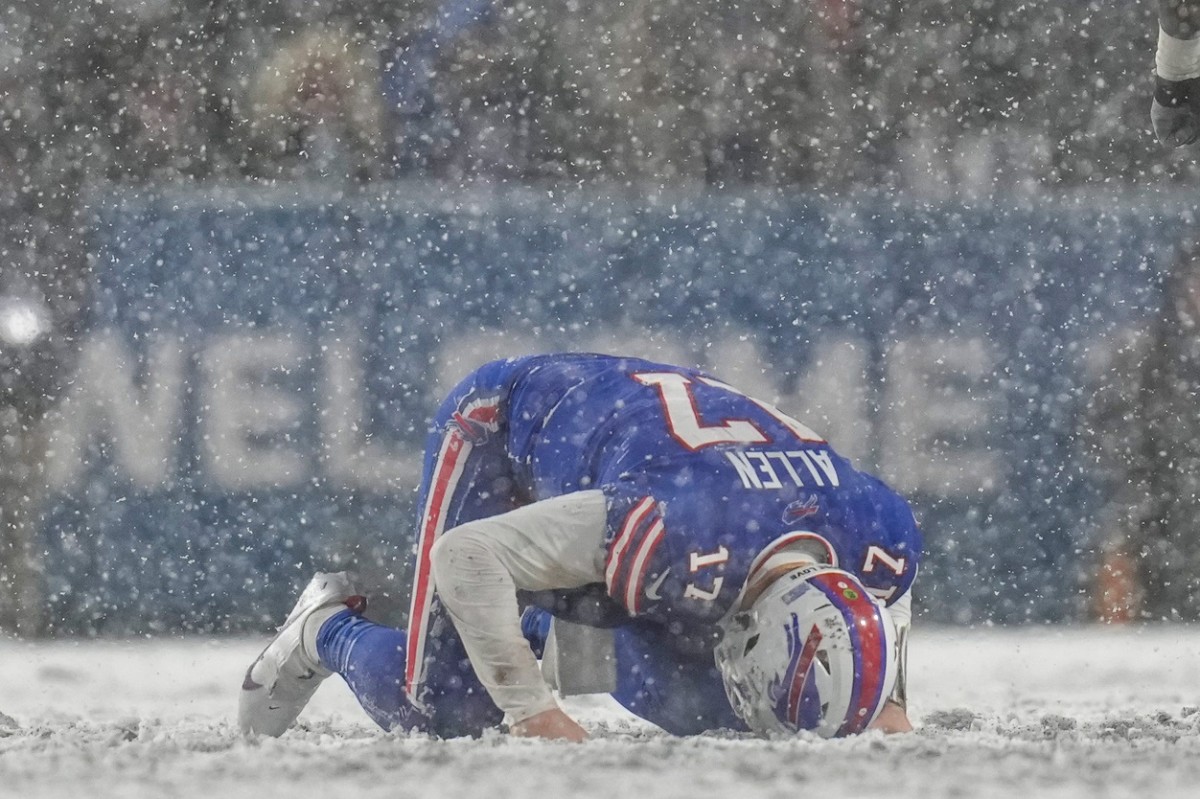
[880,335,1002,495]
[46,332,183,490]
[582,328,691,372]
[707,336,870,463]
[432,330,546,399]
[44,326,1007,499]
[201,331,307,490]
[321,332,419,491]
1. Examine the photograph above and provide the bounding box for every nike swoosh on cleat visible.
[242,663,264,691]
[645,569,670,601]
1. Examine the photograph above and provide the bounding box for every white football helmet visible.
[715,564,897,738]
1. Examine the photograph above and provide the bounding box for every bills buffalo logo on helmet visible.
[767,613,827,730]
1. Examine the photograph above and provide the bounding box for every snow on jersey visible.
[500,353,923,636]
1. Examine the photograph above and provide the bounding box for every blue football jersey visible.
[501,353,922,634]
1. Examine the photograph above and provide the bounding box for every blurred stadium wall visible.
[18,185,1185,633]
[0,0,1191,633]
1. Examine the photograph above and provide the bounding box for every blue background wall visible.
[37,187,1187,633]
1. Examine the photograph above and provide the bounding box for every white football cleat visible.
[238,571,366,737]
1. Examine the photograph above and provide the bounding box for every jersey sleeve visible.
[598,483,739,635]
[600,487,676,618]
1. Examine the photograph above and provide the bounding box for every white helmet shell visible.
[715,564,897,738]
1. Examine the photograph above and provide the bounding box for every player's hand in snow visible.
[1153,76,1200,148]
[509,707,589,742]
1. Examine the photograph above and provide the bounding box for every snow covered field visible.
[2,626,1199,799]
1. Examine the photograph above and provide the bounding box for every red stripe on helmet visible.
[809,572,889,736]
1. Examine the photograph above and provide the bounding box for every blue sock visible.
[315,610,425,732]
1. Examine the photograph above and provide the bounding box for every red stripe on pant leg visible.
[405,429,472,697]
